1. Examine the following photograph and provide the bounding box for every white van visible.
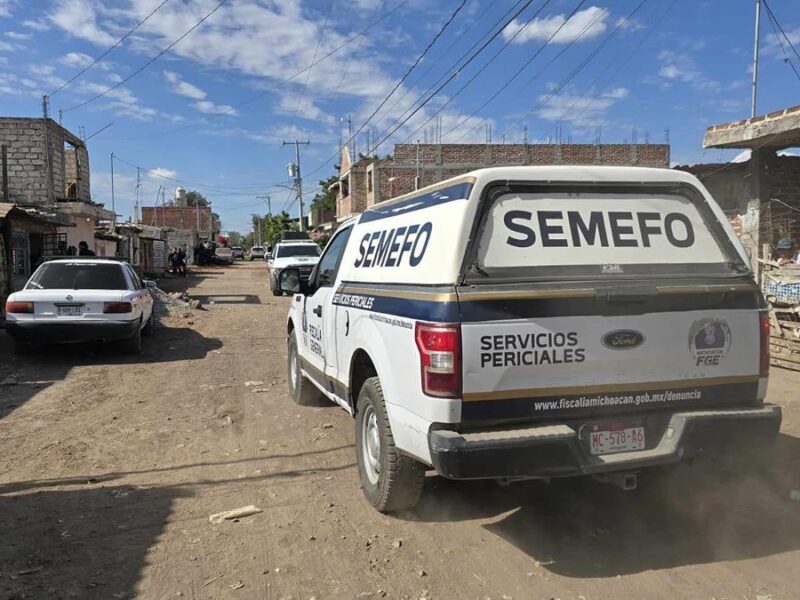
[279,166,780,513]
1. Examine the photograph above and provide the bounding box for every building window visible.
[367,168,374,193]
[341,174,350,198]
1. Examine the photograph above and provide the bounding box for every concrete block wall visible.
[0,118,90,206]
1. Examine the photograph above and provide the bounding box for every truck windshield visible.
[27,263,128,290]
[470,184,747,282]
[277,245,320,258]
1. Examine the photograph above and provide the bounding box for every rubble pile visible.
[153,287,201,318]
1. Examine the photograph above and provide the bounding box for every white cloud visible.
[59,52,93,68]
[764,26,800,58]
[615,16,644,31]
[4,31,31,40]
[656,50,716,90]
[0,40,15,52]
[0,0,11,18]
[29,64,65,90]
[535,86,630,129]
[148,167,178,180]
[503,6,609,45]
[23,19,51,31]
[195,100,238,116]
[163,71,207,100]
[49,0,116,46]
[275,93,334,124]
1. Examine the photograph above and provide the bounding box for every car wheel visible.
[122,322,143,355]
[287,331,325,406]
[142,309,156,337]
[356,376,425,512]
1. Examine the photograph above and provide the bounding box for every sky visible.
[0,0,798,233]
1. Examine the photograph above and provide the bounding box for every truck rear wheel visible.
[287,332,325,406]
[356,376,425,512]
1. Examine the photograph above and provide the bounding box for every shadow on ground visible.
[0,485,191,600]
[408,433,800,578]
[0,323,222,421]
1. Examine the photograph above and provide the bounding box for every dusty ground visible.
[1,262,799,600]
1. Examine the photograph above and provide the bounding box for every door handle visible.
[312,305,322,317]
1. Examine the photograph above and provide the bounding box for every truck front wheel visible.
[356,376,425,512]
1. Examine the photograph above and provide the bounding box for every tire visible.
[355,376,425,513]
[142,309,156,337]
[287,331,325,406]
[122,322,142,355]
[270,276,282,296]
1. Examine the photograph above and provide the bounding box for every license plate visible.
[589,426,645,455]
[56,305,83,317]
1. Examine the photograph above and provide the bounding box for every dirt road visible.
[1,262,799,600]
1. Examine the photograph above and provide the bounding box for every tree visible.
[251,211,294,247]
[227,231,243,247]
[310,175,338,213]
[184,190,209,207]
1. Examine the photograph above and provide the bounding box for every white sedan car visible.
[4,258,155,355]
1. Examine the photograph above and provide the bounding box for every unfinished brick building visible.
[0,117,90,206]
[141,206,220,239]
[333,142,671,222]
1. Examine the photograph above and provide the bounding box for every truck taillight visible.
[104,302,132,314]
[6,301,33,314]
[415,322,461,398]
[760,311,770,377]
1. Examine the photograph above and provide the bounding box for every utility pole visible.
[257,195,272,217]
[42,94,55,207]
[134,166,141,225]
[283,140,310,230]
[751,0,762,118]
[110,153,117,224]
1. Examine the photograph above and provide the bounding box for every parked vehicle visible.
[249,246,266,261]
[279,166,780,512]
[267,240,321,296]
[4,258,155,355]
[231,246,244,260]
[213,247,234,266]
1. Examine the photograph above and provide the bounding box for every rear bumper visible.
[5,319,139,344]
[429,405,782,479]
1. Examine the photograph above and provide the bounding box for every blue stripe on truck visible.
[358,182,473,224]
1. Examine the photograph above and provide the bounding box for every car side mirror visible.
[266,252,273,260]
[279,268,311,295]
[143,280,156,289]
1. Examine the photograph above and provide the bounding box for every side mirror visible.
[279,268,302,294]
[143,280,156,289]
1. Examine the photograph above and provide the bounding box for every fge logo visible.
[688,319,731,366]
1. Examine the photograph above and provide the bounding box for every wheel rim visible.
[289,342,298,390]
[361,405,381,485]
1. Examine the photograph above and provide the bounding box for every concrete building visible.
[332,142,671,222]
[679,104,800,274]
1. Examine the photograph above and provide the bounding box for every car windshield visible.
[277,245,320,258]
[27,262,128,290]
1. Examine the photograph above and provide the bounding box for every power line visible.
[94,0,411,142]
[63,0,230,113]
[497,0,649,141]
[289,0,336,129]
[763,0,800,63]
[553,0,678,129]
[306,0,535,180]
[442,0,589,142]
[50,0,172,97]
[336,0,468,159]
[112,155,289,197]
[397,0,557,146]
[762,0,800,83]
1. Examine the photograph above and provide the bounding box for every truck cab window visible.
[317,227,352,287]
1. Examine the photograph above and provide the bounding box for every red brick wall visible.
[141,206,218,233]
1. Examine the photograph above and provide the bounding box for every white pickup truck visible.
[278,166,780,513]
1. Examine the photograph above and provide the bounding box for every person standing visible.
[78,241,96,256]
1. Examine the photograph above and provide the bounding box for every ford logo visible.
[66,294,73,302]
[602,329,645,350]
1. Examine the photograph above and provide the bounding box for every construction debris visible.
[209,505,263,524]
[762,263,800,371]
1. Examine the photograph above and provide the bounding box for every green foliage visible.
[310,175,338,213]
[227,231,244,247]
[184,190,209,207]
[251,211,295,247]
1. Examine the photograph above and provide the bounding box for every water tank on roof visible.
[175,187,187,206]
